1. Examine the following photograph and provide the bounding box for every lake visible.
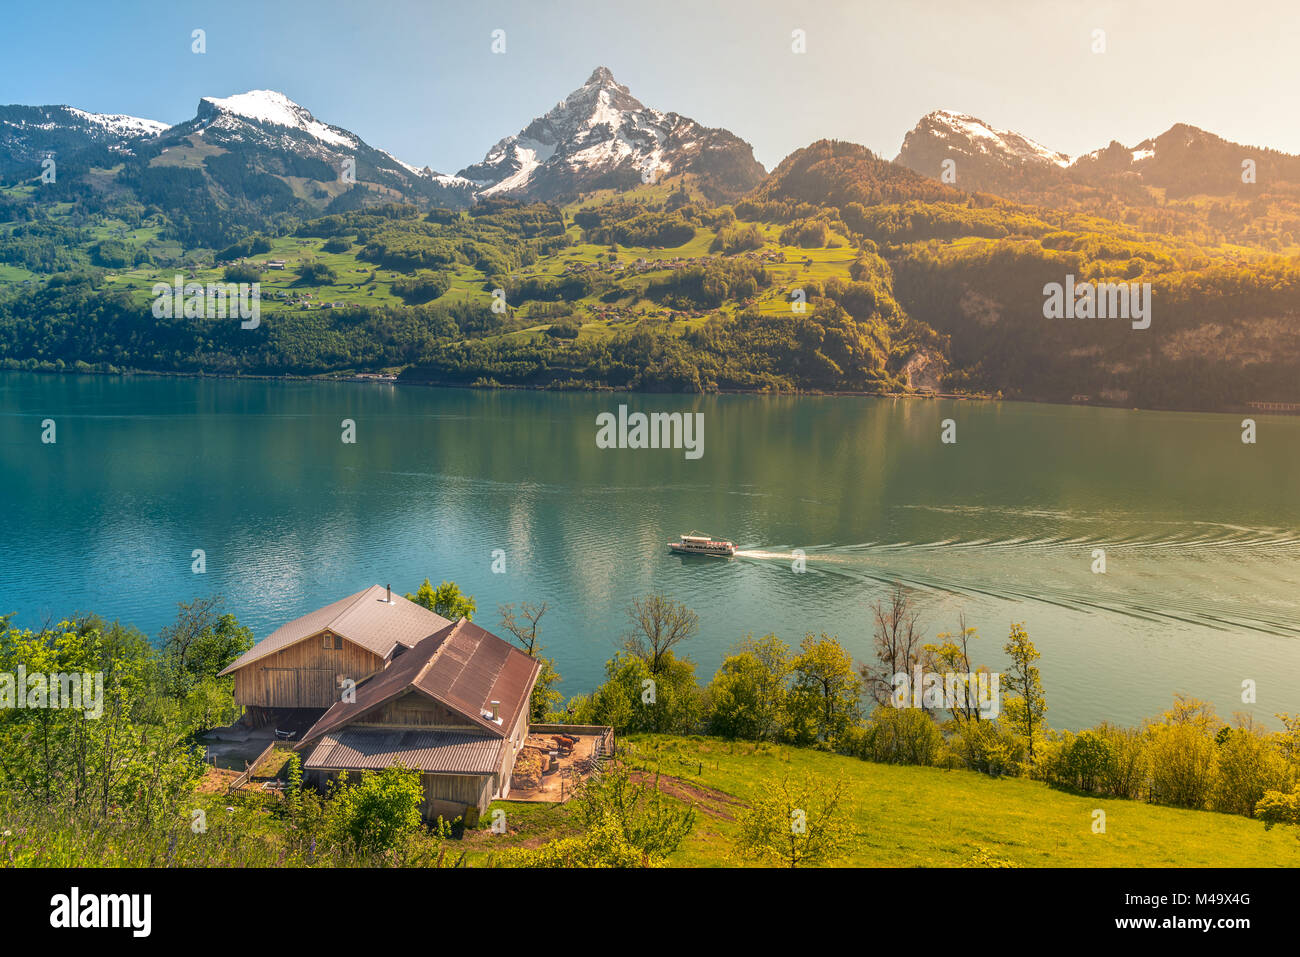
[1,371,1297,729]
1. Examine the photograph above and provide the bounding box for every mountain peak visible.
[585,66,618,88]
[457,68,763,202]
[197,89,354,148]
[898,109,1071,170]
[201,89,303,118]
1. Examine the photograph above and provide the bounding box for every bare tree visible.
[922,612,988,723]
[624,594,699,675]
[498,601,548,656]
[860,584,925,706]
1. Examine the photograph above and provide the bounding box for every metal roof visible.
[297,619,542,747]
[219,585,452,675]
[412,619,541,736]
[302,728,504,775]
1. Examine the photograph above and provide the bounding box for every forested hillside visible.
[2,135,1298,410]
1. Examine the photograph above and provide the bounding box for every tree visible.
[577,765,696,858]
[568,652,702,735]
[623,594,698,675]
[1256,786,1300,836]
[498,602,562,721]
[157,596,253,702]
[787,633,862,746]
[732,771,856,867]
[406,579,475,620]
[0,614,204,821]
[921,613,989,724]
[1146,695,1220,809]
[706,634,791,741]
[528,657,564,722]
[518,817,655,868]
[513,764,696,868]
[498,601,547,655]
[861,585,925,706]
[1002,622,1047,761]
[326,764,424,853]
[1211,723,1288,817]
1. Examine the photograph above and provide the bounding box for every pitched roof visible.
[218,585,452,676]
[297,618,542,746]
[302,728,504,775]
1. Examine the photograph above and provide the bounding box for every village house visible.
[218,584,550,820]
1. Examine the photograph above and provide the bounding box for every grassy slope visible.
[476,735,1300,867]
[0,180,869,350]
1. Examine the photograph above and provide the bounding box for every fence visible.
[226,741,282,793]
[528,723,616,757]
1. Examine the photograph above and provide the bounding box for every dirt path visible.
[628,770,748,820]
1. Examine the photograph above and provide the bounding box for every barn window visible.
[323,634,332,649]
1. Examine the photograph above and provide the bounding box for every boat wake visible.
[730,537,1300,638]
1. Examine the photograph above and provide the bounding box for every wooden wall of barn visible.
[233,631,386,709]
[306,768,496,820]
[496,704,531,798]
[352,690,478,730]
[423,772,496,821]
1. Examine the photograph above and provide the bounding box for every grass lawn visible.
[471,735,1300,867]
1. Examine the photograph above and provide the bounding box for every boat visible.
[668,532,738,557]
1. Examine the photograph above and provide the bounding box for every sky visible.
[2,0,1298,174]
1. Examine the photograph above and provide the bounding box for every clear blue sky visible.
[3,0,1297,174]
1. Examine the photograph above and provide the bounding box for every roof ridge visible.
[328,584,383,637]
[418,619,511,736]
[405,618,461,693]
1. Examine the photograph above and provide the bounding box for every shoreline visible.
[1,364,1296,417]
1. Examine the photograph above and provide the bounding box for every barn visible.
[295,617,539,821]
[218,584,454,722]
[219,585,541,821]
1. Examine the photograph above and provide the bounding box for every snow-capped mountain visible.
[894,110,1071,190]
[63,108,169,139]
[458,67,765,202]
[166,89,477,202]
[195,89,358,149]
[0,104,169,176]
[896,110,1300,203]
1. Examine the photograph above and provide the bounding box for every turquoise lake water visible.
[1,372,1297,729]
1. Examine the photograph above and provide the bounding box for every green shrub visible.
[1064,730,1116,792]
[391,269,450,303]
[952,718,1024,776]
[853,706,944,766]
[1146,697,1220,809]
[325,765,424,853]
[223,263,262,283]
[1211,728,1290,817]
[297,261,337,284]
[1094,722,1149,799]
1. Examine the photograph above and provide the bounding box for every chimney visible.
[386,584,391,604]
[490,700,500,721]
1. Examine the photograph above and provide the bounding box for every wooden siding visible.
[306,768,495,819]
[496,705,532,798]
[352,689,478,730]
[233,630,386,709]
[423,772,495,820]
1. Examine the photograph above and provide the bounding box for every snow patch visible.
[479,138,557,195]
[201,90,354,147]
[926,110,1071,168]
[65,108,169,138]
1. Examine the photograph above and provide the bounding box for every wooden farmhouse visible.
[219,584,541,821]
